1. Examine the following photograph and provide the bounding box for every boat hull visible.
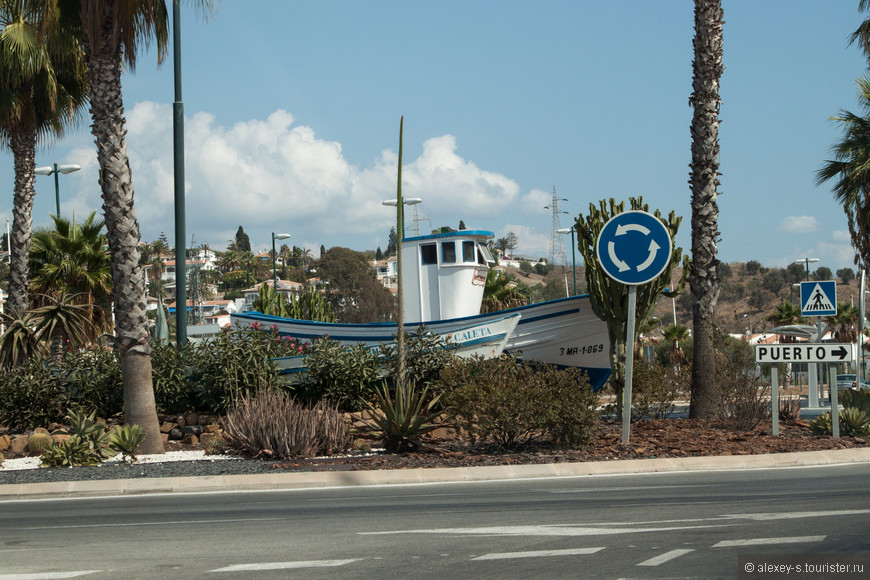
[232,294,611,390]
[270,314,520,382]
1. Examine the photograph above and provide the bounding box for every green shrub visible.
[631,362,689,420]
[187,325,301,414]
[0,359,69,431]
[150,341,195,414]
[297,338,381,411]
[380,327,458,395]
[442,355,598,448]
[221,390,352,459]
[58,348,123,417]
[357,382,446,452]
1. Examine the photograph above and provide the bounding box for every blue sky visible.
[2,1,868,272]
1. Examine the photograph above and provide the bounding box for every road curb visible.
[2,447,869,501]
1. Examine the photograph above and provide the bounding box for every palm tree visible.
[662,323,690,366]
[29,211,112,333]
[0,0,88,314]
[688,0,724,419]
[816,76,870,269]
[481,269,528,313]
[849,0,870,65]
[72,0,214,454]
[826,302,858,344]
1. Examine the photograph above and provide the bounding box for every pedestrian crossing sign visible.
[800,280,837,317]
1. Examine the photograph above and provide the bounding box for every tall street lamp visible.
[557,227,576,295]
[34,163,81,217]
[795,257,819,281]
[382,197,422,236]
[663,288,678,326]
[272,232,291,291]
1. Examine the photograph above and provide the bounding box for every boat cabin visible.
[401,228,495,322]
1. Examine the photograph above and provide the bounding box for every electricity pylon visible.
[544,186,569,266]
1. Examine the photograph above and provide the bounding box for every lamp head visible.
[556,228,572,234]
[273,233,291,241]
[57,164,81,174]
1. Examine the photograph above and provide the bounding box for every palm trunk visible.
[688,0,724,419]
[8,123,38,315]
[83,7,163,454]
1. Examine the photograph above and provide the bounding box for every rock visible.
[185,412,199,426]
[0,434,10,451]
[52,434,70,444]
[203,423,221,434]
[160,422,177,434]
[33,427,50,435]
[182,425,203,436]
[200,432,217,445]
[161,433,169,443]
[169,428,183,440]
[10,435,28,454]
[181,433,199,445]
[175,415,187,428]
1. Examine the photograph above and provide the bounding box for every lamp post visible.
[272,232,291,291]
[382,197,422,236]
[663,288,677,326]
[795,257,819,281]
[34,163,81,217]
[556,227,576,295]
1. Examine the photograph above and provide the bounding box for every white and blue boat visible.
[231,228,611,389]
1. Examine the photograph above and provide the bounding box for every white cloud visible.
[58,103,542,255]
[832,229,851,243]
[777,215,818,234]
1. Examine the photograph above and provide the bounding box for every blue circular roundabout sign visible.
[595,210,673,286]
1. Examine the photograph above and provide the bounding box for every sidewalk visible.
[2,447,869,502]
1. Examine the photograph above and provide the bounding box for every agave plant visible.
[109,424,147,463]
[358,381,447,452]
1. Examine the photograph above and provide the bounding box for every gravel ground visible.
[0,451,278,485]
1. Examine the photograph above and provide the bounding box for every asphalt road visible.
[2,463,869,579]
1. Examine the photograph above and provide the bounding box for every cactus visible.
[352,438,372,452]
[27,432,55,455]
[575,197,688,414]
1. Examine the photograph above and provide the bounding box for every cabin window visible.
[477,243,494,265]
[442,242,456,263]
[462,241,475,262]
[420,243,437,265]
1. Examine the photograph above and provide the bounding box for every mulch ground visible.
[264,418,870,472]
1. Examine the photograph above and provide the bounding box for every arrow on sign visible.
[616,223,650,236]
[637,240,661,272]
[832,346,849,360]
[608,241,630,272]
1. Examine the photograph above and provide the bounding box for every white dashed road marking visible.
[471,547,605,561]
[636,548,695,566]
[713,536,826,548]
[208,559,362,572]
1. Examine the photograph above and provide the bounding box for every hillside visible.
[501,261,862,336]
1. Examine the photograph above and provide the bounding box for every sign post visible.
[596,211,673,444]
[754,343,852,439]
[800,280,837,408]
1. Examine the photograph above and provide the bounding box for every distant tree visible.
[494,237,509,255]
[234,226,251,252]
[375,247,384,260]
[719,262,732,280]
[785,263,806,284]
[812,266,833,281]
[458,220,467,230]
[504,232,519,256]
[533,263,550,276]
[838,267,856,284]
[748,289,766,311]
[745,260,762,276]
[385,227,397,256]
[519,260,533,275]
[762,269,786,294]
[826,302,859,344]
[320,244,326,259]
